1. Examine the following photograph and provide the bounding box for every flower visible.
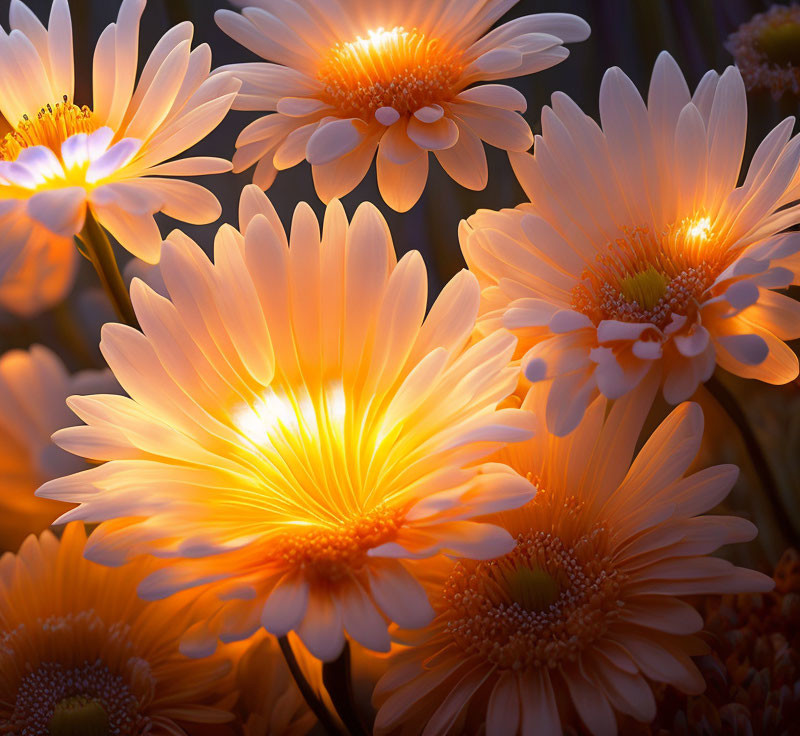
[215,1,589,211]
[0,522,235,735]
[38,185,536,662]
[0,0,240,277]
[372,381,773,736]
[640,548,800,736]
[726,4,800,100]
[0,345,117,552]
[461,51,800,436]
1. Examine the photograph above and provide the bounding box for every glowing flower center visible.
[318,26,464,118]
[0,96,98,162]
[757,17,800,67]
[2,612,154,736]
[272,506,406,583]
[571,218,722,328]
[442,507,623,670]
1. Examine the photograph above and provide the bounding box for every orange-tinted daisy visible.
[0,345,117,552]
[0,0,239,281]
[215,1,589,211]
[727,4,800,100]
[461,52,800,435]
[0,523,235,735]
[38,185,536,662]
[373,381,773,735]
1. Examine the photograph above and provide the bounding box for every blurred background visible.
[1,0,798,563]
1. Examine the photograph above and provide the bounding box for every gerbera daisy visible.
[0,0,239,269]
[727,4,800,100]
[461,52,800,435]
[37,185,536,662]
[0,345,117,552]
[215,1,589,211]
[373,381,773,736]
[0,522,235,735]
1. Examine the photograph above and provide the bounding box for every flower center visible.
[442,520,624,671]
[571,218,721,328]
[0,96,98,162]
[317,26,464,118]
[272,506,406,584]
[757,17,800,67]
[48,697,109,736]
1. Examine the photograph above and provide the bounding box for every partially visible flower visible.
[461,52,800,436]
[38,185,536,662]
[0,218,74,317]
[726,4,800,100]
[634,548,800,736]
[234,633,316,736]
[0,0,239,279]
[0,522,236,734]
[215,1,589,211]
[373,383,773,735]
[0,345,116,551]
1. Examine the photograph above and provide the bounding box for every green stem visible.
[76,209,138,329]
[278,636,342,736]
[705,374,797,544]
[322,641,369,736]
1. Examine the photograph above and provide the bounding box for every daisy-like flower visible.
[727,4,800,100]
[37,185,536,662]
[373,381,773,736]
[0,522,235,735]
[461,52,800,435]
[0,0,240,269]
[215,1,589,211]
[0,345,116,552]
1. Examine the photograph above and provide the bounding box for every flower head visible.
[461,52,800,435]
[0,0,240,279]
[0,522,235,735]
[373,382,773,735]
[215,1,589,211]
[727,4,800,100]
[38,185,536,661]
[0,345,116,551]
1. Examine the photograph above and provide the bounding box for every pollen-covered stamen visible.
[442,495,624,671]
[0,96,98,162]
[318,27,464,119]
[272,506,406,584]
[571,218,724,328]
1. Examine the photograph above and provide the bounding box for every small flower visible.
[0,345,116,552]
[373,384,773,735]
[38,185,536,662]
[0,0,240,295]
[726,4,800,100]
[461,51,800,436]
[0,523,235,735]
[215,1,589,211]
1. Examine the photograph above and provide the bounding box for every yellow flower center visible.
[48,697,109,736]
[618,266,669,311]
[317,26,464,118]
[442,496,624,671]
[571,216,723,328]
[757,18,800,67]
[0,96,98,162]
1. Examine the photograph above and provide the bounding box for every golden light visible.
[686,215,712,241]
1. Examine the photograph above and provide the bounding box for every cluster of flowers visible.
[1,0,799,734]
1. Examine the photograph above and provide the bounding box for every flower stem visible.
[705,374,797,544]
[76,209,138,329]
[277,636,342,736]
[322,641,369,736]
